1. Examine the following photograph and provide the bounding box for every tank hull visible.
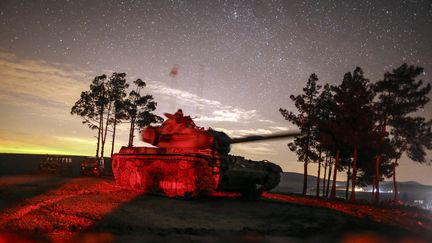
[112,147,220,198]
[112,146,282,199]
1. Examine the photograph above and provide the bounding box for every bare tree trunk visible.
[100,115,105,158]
[322,155,328,197]
[393,158,399,201]
[128,117,135,147]
[326,157,332,198]
[374,118,387,203]
[316,145,322,197]
[350,144,358,201]
[330,150,340,199]
[303,131,311,195]
[111,118,117,157]
[374,156,381,203]
[303,158,308,195]
[98,109,104,157]
[345,161,350,200]
[96,123,101,157]
[101,102,112,158]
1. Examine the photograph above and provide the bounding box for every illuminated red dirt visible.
[0,175,431,243]
[0,176,141,242]
[262,192,432,233]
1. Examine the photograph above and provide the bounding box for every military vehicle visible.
[112,110,298,199]
[80,157,104,176]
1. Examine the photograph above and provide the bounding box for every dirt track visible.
[0,175,431,243]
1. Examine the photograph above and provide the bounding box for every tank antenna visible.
[169,64,179,111]
[196,64,205,117]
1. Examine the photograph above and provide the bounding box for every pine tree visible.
[331,67,376,201]
[72,73,162,157]
[108,73,129,156]
[126,79,163,147]
[373,63,432,202]
[71,75,108,157]
[389,117,432,199]
[280,73,321,195]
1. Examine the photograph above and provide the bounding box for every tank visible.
[112,109,299,199]
[80,157,104,177]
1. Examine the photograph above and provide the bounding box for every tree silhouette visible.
[280,64,431,202]
[126,79,163,147]
[314,84,336,197]
[72,73,162,157]
[331,67,376,200]
[71,74,108,157]
[107,73,129,156]
[280,73,321,195]
[373,63,432,202]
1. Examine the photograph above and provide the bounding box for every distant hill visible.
[274,171,432,204]
[275,172,324,194]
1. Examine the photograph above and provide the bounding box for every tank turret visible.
[142,109,217,151]
[142,109,298,154]
[112,109,299,199]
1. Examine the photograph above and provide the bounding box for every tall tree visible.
[389,117,432,199]
[98,73,129,157]
[72,73,163,157]
[71,75,108,157]
[373,64,432,202]
[331,67,376,201]
[107,73,129,156]
[110,99,129,156]
[280,73,321,195]
[126,79,163,147]
[314,84,336,197]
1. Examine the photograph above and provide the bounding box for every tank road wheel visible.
[112,157,120,182]
[119,166,131,187]
[193,163,212,197]
[129,170,141,189]
[161,175,177,197]
[120,164,138,188]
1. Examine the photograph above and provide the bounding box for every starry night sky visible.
[0,0,431,184]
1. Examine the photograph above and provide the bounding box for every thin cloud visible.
[147,81,222,108]
[258,119,276,124]
[197,109,258,122]
[269,126,296,131]
[231,142,277,157]
[0,51,90,107]
[147,80,266,124]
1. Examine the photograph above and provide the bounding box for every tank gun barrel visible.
[230,131,300,144]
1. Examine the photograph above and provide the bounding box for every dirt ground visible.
[0,175,431,243]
